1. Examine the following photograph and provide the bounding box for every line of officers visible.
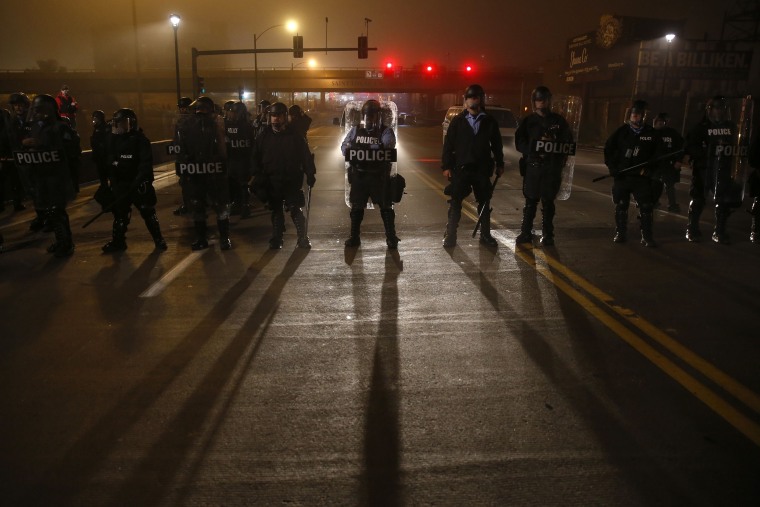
[0,93,317,255]
[441,84,760,249]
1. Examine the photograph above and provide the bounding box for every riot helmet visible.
[627,99,649,127]
[30,94,59,123]
[9,92,30,117]
[289,104,303,118]
[112,108,138,134]
[178,96,192,112]
[531,86,552,114]
[707,95,729,123]
[268,102,289,132]
[361,99,382,131]
[223,100,236,120]
[653,112,669,129]
[258,99,271,115]
[232,102,248,116]
[464,84,485,111]
[92,109,106,126]
[191,96,215,115]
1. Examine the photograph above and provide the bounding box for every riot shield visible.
[343,99,398,208]
[552,95,582,200]
[706,96,753,204]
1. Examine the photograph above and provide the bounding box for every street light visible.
[659,33,676,111]
[254,20,297,103]
[291,59,317,104]
[170,14,181,106]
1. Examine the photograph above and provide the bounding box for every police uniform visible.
[251,106,315,249]
[224,107,255,218]
[441,88,504,247]
[514,108,573,245]
[604,105,661,246]
[341,112,398,248]
[651,116,684,212]
[177,97,231,250]
[102,109,166,252]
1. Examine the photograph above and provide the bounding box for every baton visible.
[472,174,500,238]
[304,185,313,235]
[593,149,685,182]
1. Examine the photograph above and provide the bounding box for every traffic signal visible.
[384,61,394,78]
[465,64,474,73]
[198,76,206,94]
[358,36,368,59]
[293,35,304,58]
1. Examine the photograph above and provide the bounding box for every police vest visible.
[349,127,391,172]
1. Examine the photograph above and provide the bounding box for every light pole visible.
[170,14,181,106]
[291,59,317,104]
[254,20,297,104]
[659,33,676,112]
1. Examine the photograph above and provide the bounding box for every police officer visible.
[100,108,166,252]
[1,94,29,213]
[288,104,312,143]
[90,110,110,187]
[177,96,231,250]
[224,101,255,218]
[5,94,42,228]
[683,95,740,244]
[514,86,573,246]
[651,112,684,212]
[341,99,399,248]
[604,99,661,247]
[172,96,193,216]
[748,141,760,243]
[251,102,316,249]
[441,84,505,247]
[17,94,80,257]
[252,99,271,139]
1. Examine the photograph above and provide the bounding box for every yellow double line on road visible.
[416,169,760,446]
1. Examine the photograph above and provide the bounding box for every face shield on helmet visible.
[707,96,730,123]
[626,100,649,127]
[92,110,106,127]
[9,92,30,117]
[111,108,138,135]
[653,113,669,129]
[30,94,58,123]
[361,100,382,131]
[531,86,552,114]
[268,102,288,132]
[258,100,271,115]
[190,96,215,116]
[223,100,236,121]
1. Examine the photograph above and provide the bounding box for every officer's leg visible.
[139,206,167,251]
[612,182,630,243]
[345,175,367,247]
[541,199,556,246]
[380,207,398,249]
[270,202,285,249]
[190,191,209,251]
[712,204,732,244]
[216,202,232,251]
[635,180,657,247]
[48,206,74,258]
[473,174,497,247]
[102,205,129,253]
[516,198,538,243]
[291,205,311,249]
[345,205,364,247]
[443,197,462,247]
[686,169,705,242]
[750,197,759,243]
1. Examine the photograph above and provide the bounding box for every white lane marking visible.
[139,243,214,298]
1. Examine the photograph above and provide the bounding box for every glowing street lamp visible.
[254,20,298,102]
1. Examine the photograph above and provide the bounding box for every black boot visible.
[217,218,232,250]
[380,208,399,249]
[142,210,167,251]
[541,200,555,246]
[269,211,284,249]
[191,221,209,250]
[293,209,311,249]
[712,205,731,244]
[478,203,497,247]
[102,218,128,253]
[686,200,703,242]
[639,207,657,247]
[51,210,74,258]
[345,206,363,247]
[515,200,537,244]
[443,203,461,247]
[750,198,759,244]
[613,204,628,243]
[29,209,46,232]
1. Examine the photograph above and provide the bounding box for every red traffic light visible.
[465,64,473,72]
[425,65,434,72]
[386,61,394,70]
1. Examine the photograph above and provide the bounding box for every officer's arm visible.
[490,117,505,173]
[382,127,396,149]
[340,128,356,155]
[514,119,530,156]
[137,135,155,183]
[441,118,457,176]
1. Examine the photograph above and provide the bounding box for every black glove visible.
[307,174,316,187]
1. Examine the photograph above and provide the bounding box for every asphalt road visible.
[1,124,759,506]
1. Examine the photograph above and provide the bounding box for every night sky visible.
[0,0,728,72]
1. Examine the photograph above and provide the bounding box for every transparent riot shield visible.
[707,96,753,204]
[343,99,398,208]
[552,95,582,200]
